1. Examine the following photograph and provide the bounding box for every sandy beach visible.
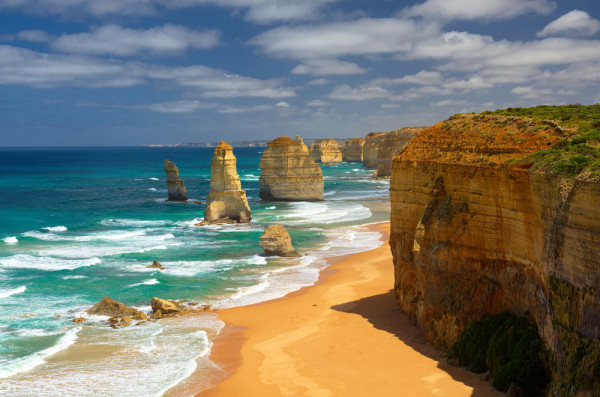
[197,223,503,397]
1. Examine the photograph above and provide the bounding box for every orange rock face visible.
[342,138,365,162]
[259,136,324,201]
[374,127,424,178]
[309,139,342,164]
[362,132,386,169]
[389,113,600,376]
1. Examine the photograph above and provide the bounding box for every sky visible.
[0,0,599,146]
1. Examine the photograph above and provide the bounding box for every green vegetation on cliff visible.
[448,312,549,396]
[483,104,600,179]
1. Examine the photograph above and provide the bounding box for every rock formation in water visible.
[374,127,424,178]
[204,141,252,223]
[362,132,386,169]
[164,160,188,202]
[87,296,139,317]
[259,136,324,201]
[259,224,300,257]
[309,139,343,164]
[147,260,165,270]
[389,107,600,394]
[342,138,365,162]
[151,297,181,315]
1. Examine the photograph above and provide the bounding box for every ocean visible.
[0,146,390,396]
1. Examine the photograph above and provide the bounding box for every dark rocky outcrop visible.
[259,224,300,257]
[164,160,188,202]
[147,260,165,270]
[87,296,139,317]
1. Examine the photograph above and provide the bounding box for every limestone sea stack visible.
[342,138,365,162]
[259,136,324,201]
[204,141,252,223]
[259,225,300,257]
[362,132,386,169]
[164,160,188,201]
[309,139,343,164]
[374,127,424,178]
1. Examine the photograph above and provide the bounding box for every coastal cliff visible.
[309,139,343,164]
[374,127,424,178]
[342,138,365,162]
[362,132,386,169]
[389,105,600,395]
[164,160,188,201]
[204,141,252,223]
[259,136,324,201]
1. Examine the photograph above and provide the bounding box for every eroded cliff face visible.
[164,160,188,201]
[390,112,600,393]
[259,136,324,201]
[309,139,342,164]
[342,138,365,162]
[362,132,386,169]
[374,127,424,178]
[204,141,252,223]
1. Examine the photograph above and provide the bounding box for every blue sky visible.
[0,0,599,146]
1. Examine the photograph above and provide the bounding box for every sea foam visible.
[3,237,18,244]
[0,285,27,299]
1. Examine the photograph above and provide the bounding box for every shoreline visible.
[193,222,502,397]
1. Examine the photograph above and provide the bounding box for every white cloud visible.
[403,0,555,21]
[275,101,290,107]
[218,104,274,113]
[537,10,600,38]
[368,71,444,87]
[0,0,335,23]
[133,100,217,113]
[17,30,52,42]
[250,17,440,60]
[51,25,220,56]
[291,59,366,76]
[306,78,331,86]
[511,86,554,99]
[327,84,390,101]
[0,45,295,98]
[307,99,330,106]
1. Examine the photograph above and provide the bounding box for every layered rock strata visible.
[342,138,365,162]
[309,139,342,164]
[204,141,252,223]
[164,160,188,201]
[389,112,600,392]
[259,224,300,257]
[362,132,386,169]
[259,136,324,201]
[374,127,423,178]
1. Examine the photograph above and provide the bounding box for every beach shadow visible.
[331,289,499,397]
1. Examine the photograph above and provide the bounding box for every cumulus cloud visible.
[0,45,295,98]
[133,100,217,113]
[537,10,600,38]
[307,99,330,106]
[51,25,220,56]
[0,0,335,23]
[403,0,555,21]
[327,84,390,101]
[275,101,290,107]
[291,59,366,75]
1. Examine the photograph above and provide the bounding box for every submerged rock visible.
[164,160,188,202]
[151,297,181,315]
[309,139,343,164]
[342,138,365,162]
[259,224,300,257]
[147,260,165,270]
[204,141,252,223]
[259,136,324,201]
[87,296,138,318]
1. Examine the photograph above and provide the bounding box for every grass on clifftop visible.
[482,104,600,179]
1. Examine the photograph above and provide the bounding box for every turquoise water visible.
[0,146,390,396]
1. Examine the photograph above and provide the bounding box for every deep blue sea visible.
[0,146,390,396]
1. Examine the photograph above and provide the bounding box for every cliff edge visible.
[390,105,600,395]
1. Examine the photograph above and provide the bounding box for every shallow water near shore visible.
[0,147,389,396]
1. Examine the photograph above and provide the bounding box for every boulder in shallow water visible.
[259,224,300,257]
[87,296,138,317]
[147,260,165,270]
[164,160,188,202]
[72,317,86,323]
[151,297,181,314]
